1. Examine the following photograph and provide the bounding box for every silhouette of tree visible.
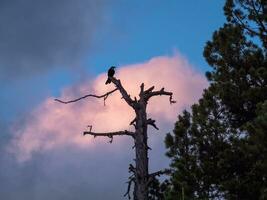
[164,0,267,199]
[55,75,175,200]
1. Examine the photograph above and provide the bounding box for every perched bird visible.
[105,66,116,84]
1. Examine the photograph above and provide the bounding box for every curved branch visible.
[54,88,118,104]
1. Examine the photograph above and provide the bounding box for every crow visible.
[105,66,116,84]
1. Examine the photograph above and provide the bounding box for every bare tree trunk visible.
[55,77,176,200]
[134,102,149,200]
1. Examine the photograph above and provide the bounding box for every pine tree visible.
[164,0,267,199]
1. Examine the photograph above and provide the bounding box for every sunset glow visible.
[9,54,208,162]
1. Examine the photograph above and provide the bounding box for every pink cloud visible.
[8,54,208,162]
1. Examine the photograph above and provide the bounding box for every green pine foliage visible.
[164,1,267,199]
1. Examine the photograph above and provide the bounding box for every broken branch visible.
[147,118,159,130]
[144,87,176,104]
[139,83,145,96]
[144,86,155,94]
[130,117,137,128]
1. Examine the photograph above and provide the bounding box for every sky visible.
[0,1,225,199]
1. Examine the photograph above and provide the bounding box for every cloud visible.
[8,54,208,162]
[0,0,108,80]
[0,139,134,200]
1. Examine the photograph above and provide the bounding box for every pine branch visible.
[250,0,267,33]
[233,9,260,36]
[149,169,171,178]
[147,169,171,185]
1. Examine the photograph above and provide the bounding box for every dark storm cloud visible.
[0,0,107,80]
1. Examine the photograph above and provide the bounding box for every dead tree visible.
[55,76,175,200]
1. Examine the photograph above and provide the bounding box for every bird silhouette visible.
[105,66,116,84]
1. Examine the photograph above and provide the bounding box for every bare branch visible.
[87,125,92,132]
[54,88,118,104]
[169,95,177,104]
[130,117,137,128]
[144,86,155,94]
[124,176,135,199]
[144,87,176,104]
[147,118,159,130]
[125,163,136,199]
[128,164,136,174]
[83,130,135,139]
[110,77,136,108]
[139,83,145,96]
[146,145,152,150]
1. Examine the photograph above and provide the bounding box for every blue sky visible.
[0,1,226,199]
[1,1,225,122]
[88,0,225,74]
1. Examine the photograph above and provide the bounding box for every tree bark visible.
[134,100,149,200]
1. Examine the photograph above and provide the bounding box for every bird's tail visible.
[105,78,111,84]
